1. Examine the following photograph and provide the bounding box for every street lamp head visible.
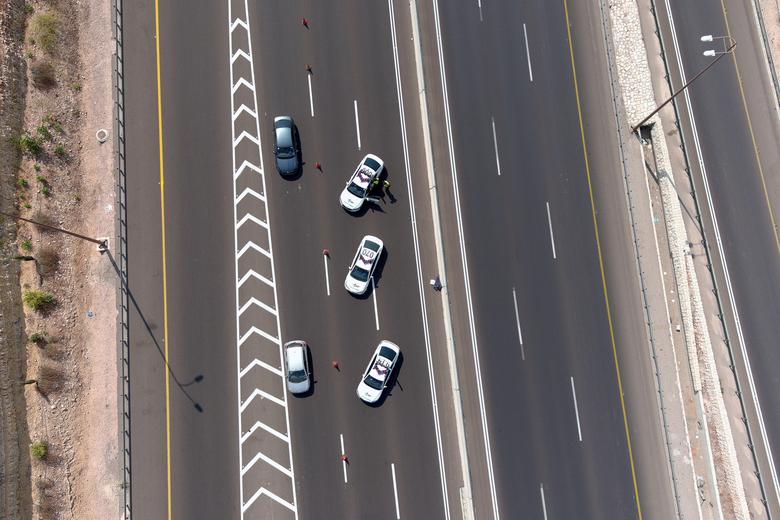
[703,50,717,57]
[701,34,714,42]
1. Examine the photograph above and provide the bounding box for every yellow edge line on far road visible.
[153,0,173,518]
[717,0,780,254]
[562,0,643,517]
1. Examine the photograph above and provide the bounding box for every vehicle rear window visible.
[364,158,381,171]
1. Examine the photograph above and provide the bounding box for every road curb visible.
[609,0,753,517]
[407,1,474,518]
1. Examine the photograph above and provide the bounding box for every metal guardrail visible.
[647,0,771,514]
[594,0,684,514]
[111,0,131,517]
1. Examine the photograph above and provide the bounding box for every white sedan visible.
[344,235,384,295]
[339,154,384,212]
[356,341,401,403]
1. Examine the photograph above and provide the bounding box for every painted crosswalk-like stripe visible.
[229,1,297,518]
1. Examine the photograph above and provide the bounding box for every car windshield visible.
[364,374,383,390]
[277,146,294,158]
[347,182,365,198]
[350,265,370,282]
[288,370,307,383]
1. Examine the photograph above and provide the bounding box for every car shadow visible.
[361,351,404,408]
[347,247,387,300]
[371,246,388,288]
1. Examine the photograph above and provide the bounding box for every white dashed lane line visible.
[491,116,501,176]
[523,23,533,82]
[354,99,362,150]
[392,463,401,519]
[323,250,331,296]
[540,483,549,520]
[511,287,525,361]
[570,376,583,442]
[340,434,348,484]
[372,277,380,331]
[546,201,557,260]
[307,73,315,117]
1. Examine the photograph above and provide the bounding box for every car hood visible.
[277,156,298,174]
[357,382,381,403]
[288,379,310,394]
[340,190,362,211]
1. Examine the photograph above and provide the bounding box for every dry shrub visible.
[35,497,58,518]
[36,362,64,394]
[42,343,64,361]
[31,12,59,54]
[37,247,59,277]
[35,477,54,494]
[30,60,56,89]
[31,211,57,232]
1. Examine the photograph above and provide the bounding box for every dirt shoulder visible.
[0,0,120,518]
[0,0,33,518]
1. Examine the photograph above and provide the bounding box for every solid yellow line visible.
[153,0,173,518]
[562,0,643,518]
[717,0,780,254]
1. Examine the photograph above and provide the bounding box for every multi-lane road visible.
[118,0,780,518]
[653,0,780,513]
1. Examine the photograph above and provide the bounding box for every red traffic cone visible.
[315,161,322,171]
[323,249,330,257]
[301,17,309,28]
[332,360,340,371]
[341,454,349,463]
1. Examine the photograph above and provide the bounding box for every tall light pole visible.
[632,36,736,134]
[0,210,108,252]
[1,209,205,410]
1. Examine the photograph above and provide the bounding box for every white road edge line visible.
[308,73,315,117]
[391,463,401,519]
[477,0,483,21]
[372,276,380,330]
[540,483,549,520]
[230,1,298,516]
[511,287,525,360]
[323,252,331,296]
[340,434,348,484]
[523,23,533,82]
[389,1,451,517]
[570,376,582,442]
[431,0,500,515]
[662,0,780,504]
[491,116,501,176]
[546,201,557,259]
[354,99,362,150]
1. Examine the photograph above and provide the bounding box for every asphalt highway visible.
[412,0,649,517]
[122,0,677,518]
[248,1,455,518]
[125,0,238,518]
[656,0,780,512]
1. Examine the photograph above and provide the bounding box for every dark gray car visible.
[273,116,300,175]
